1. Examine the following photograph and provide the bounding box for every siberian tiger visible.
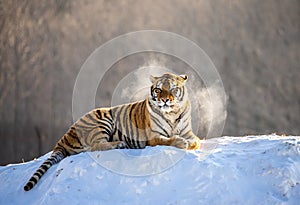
[24,72,201,191]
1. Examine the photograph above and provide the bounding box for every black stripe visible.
[175,114,182,123]
[124,105,133,148]
[108,132,114,142]
[28,182,34,187]
[41,164,49,171]
[185,134,194,140]
[99,119,113,130]
[124,136,132,148]
[114,106,126,139]
[98,110,113,124]
[36,170,44,178]
[182,116,190,125]
[80,117,97,127]
[108,109,115,131]
[73,123,94,130]
[165,119,173,130]
[149,101,161,117]
[56,143,69,156]
[129,103,138,148]
[179,87,184,101]
[151,116,169,137]
[134,102,142,148]
[24,182,33,191]
[179,123,189,135]
[49,157,56,162]
[112,107,123,142]
[151,86,158,101]
[97,111,114,129]
[150,85,155,95]
[145,140,150,146]
[123,105,132,148]
[96,109,102,119]
[104,112,114,124]
[174,105,188,124]
[114,106,125,123]
[140,100,146,121]
[96,112,113,129]
[108,109,113,117]
[111,125,117,140]
[98,130,110,137]
[149,101,171,129]
[98,125,111,136]
[51,157,59,164]
[36,169,44,176]
[90,130,105,143]
[68,129,77,138]
[69,132,83,146]
[44,160,52,166]
[86,113,100,124]
[182,104,189,115]
[141,100,148,144]
[148,100,170,134]
[134,105,141,148]
[181,114,190,125]
[64,137,82,149]
[126,122,135,148]
[44,161,52,166]
[117,130,123,141]
[71,126,83,138]
[30,176,38,184]
[150,129,168,137]
[92,136,109,143]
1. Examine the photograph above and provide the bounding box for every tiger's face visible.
[150,73,188,112]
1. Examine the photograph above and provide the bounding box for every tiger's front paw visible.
[170,135,188,149]
[188,137,201,150]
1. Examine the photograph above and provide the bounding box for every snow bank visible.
[0,135,299,205]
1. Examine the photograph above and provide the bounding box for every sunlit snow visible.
[0,135,299,205]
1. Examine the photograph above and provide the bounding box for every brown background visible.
[0,0,299,165]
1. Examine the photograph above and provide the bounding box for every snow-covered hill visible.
[0,135,299,205]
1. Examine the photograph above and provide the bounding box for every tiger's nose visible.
[161,98,169,103]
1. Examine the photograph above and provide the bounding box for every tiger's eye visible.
[154,88,161,94]
[172,88,179,93]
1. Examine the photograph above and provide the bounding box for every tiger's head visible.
[149,73,188,113]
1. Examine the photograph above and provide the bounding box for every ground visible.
[0,135,299,204]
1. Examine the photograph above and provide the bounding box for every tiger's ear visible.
[150,75,158,83]
[179,74,188,83]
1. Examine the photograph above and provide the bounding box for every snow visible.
[0,135,300,205]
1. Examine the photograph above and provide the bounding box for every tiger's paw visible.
[116,141,128,149]
[170,135,188,149]
[187,137,201,150]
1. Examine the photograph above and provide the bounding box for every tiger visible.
[24,72,201,191]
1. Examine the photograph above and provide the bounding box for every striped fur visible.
[24,73,201,191]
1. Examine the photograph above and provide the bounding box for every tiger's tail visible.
[23,151,65,191]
